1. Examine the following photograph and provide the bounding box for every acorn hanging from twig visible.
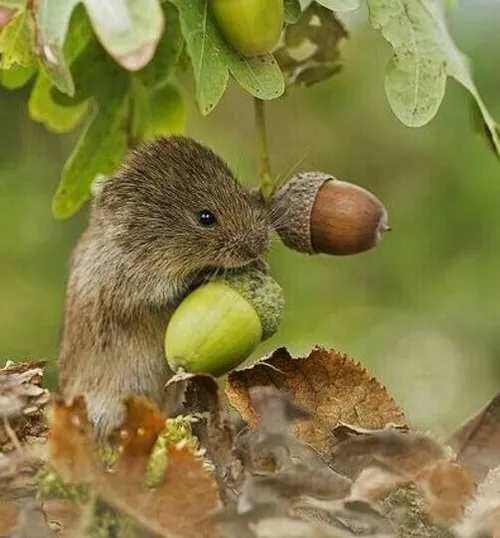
[271,172,390,256]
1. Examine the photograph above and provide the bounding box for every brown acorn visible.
[271,172,390,256]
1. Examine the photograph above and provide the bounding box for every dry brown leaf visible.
[183,374,237,504]
[416,461,474,522]
[456,466,500,538]
[328,428,447,481]
[40,499,81,536]
[226,347,406,457]
[1,360,50,452]
[330,427,474,522]
[46,395,100,485]
[252,516,356,538]
[383,486,455,538]
[350,466,409,503]
[0,361,52,538]
[46,394,221,538]
[0,501,19,536]
[448,392,500,483]
[8,498,55,538]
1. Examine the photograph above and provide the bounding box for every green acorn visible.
[165,269,284,376]
[210,0,284,57]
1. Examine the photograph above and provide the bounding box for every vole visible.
[57,136,270,439]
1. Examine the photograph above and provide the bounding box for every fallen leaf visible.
[350,465,408,503]
[416,461,474,522]
[328,428,447,480]
[226,347,405,456]
[330,425,474,521]
[291,497,390,536]
[0,501,18,536]
[0,360,50,452]
[46,394,221,538]
[183,373,237,504]
[383,485,456,538]
[8,498,56,538]
[253,515,356,538]
[46,395,100,485]
[40,499,81,536]
[455,466,500,538]
[447,392,500,483]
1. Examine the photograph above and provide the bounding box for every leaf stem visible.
[254,97,273,200]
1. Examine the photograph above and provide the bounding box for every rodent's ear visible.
[90,174,110,198]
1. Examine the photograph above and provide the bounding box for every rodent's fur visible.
[57,136,270,439]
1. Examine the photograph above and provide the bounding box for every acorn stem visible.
[254,97,273,200]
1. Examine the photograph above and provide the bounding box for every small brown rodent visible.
[57,136,270,439]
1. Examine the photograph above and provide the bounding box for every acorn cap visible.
[224,267,284,340]
[271,172,329,254]
[271,172,389,256]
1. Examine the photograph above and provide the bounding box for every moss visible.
[36,464,90,503]
[144,415,202,488]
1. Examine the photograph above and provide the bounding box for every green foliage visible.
[171,0,284,115]
[367,0,500,155]
[316,0,359,11]
[0,9,35,69]
[0,0,497,219]
[275,4,348,87]
[284,0,301,23]
[52,97,128,218]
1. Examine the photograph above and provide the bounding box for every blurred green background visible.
[1,2,499,437]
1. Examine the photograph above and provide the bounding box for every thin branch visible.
[254,97,273,200]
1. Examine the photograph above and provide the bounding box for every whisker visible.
[273,144,312,191]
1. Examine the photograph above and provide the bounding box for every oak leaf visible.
[46,395,221,538]
[447,391,500,483]
[226,347,405,456]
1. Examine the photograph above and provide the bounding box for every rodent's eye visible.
[196,209,218,227]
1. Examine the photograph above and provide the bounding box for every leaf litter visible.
[2,346,500,538]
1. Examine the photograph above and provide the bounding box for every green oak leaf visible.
[136,2,183,90]
[170,0,284,115]
[315,0,359,11]
[82,0,164,71]
[275,3,347,87]
[0,6,17,30]
[52,96,128,219]
[284,0,302,23]
[32,0,80,94]
[31,0,164,95]
[0,0,25,6]
[170,0,228,115]
[368,0,500,158]
[29,5,93,133]
[29,72,89,133]
[226,53,285,100]
[50,37,129,107]
[0,9,36,69]
[0,63,36,88]
[132,79,185,140]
